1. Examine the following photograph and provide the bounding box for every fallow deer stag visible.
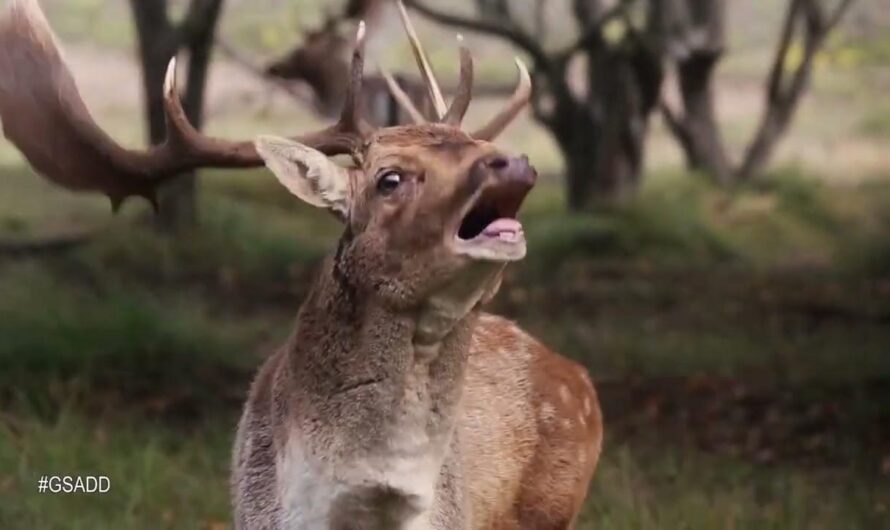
[0,1,603,528]
[265,13,434,127]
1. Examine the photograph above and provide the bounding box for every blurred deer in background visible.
[266,0,434,127]
[0,0,603,528]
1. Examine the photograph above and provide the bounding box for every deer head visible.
[0,0,533,306]
[265,4,432,126]
[266,17,353,115]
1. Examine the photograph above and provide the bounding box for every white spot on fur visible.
[583,396,592,416]
[577,411,587,427]
[559,384,571,404]
[540,401,556,422]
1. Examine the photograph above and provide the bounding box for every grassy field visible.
[1,163,889,529]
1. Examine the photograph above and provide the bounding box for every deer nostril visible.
[487,156,510,171]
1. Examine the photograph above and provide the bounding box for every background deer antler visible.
[0,0,371,210]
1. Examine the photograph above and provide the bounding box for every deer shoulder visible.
[460,313,602,528]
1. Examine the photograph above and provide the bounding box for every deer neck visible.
[283,254,501,460]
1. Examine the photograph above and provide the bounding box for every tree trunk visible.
[541,54,661,208]
[673,52,733,185]
[164,0,223,231]
[130,0,224,232]
[737,104,789,181]
[569,41,662,206]
[553,114,601,210]
[548,93,649,210]
[662,0,852,184]
[562,140,621,210]
[131,0,189,230]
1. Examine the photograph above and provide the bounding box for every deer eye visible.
[376,170,403,195]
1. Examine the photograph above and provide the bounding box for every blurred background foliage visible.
[0,0,889,528]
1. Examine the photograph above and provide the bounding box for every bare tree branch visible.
[738,0,857,179]
[659,99,690,145]
[561,0,638,60]
[826,0,855,28]
[214,38,317,110]
[404,0,550,69]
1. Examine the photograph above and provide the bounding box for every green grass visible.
[581,445,888,530]
[0,411,233,530]
[0,260,262,415]
[1,163,889,528]
[2,412,886,530]
[520,167,864,271]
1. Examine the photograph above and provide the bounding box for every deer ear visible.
[255,136,352,218]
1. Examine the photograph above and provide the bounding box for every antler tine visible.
[380,68,427,124]
[443,35,474,126]
[335,20,373,137]
[472,58,532,141]
[396,0,447,120]
[162,57,200,150]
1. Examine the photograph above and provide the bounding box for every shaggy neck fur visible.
[282,255,495,468]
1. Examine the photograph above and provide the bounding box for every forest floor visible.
[1,164,889,529]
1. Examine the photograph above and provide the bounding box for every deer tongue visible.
[482,218,523,238]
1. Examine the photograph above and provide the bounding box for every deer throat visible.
[414,262,506,356]
[286,261,490,464]
[278,271,478,525]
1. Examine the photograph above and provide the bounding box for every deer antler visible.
[442,37,474,126]
[0,0,372,210]
[387,0,530,139]
[471,57,532,141]
[396,0,448,119]
[380,69,428,124]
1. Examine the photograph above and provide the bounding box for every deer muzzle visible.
[451,154,538,262]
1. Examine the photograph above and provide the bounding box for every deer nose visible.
[483,154,537,190]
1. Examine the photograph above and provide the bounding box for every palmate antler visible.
[0,0,369,210]
[0,0,531,210]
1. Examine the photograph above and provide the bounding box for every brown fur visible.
[233,126,602,529]
[460,314,602,529]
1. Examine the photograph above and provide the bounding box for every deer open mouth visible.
[452,177,532,262]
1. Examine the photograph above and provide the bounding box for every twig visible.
[404,0,550,69]
[214,37,317,110]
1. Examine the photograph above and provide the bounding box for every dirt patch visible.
[599,375,890,470]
